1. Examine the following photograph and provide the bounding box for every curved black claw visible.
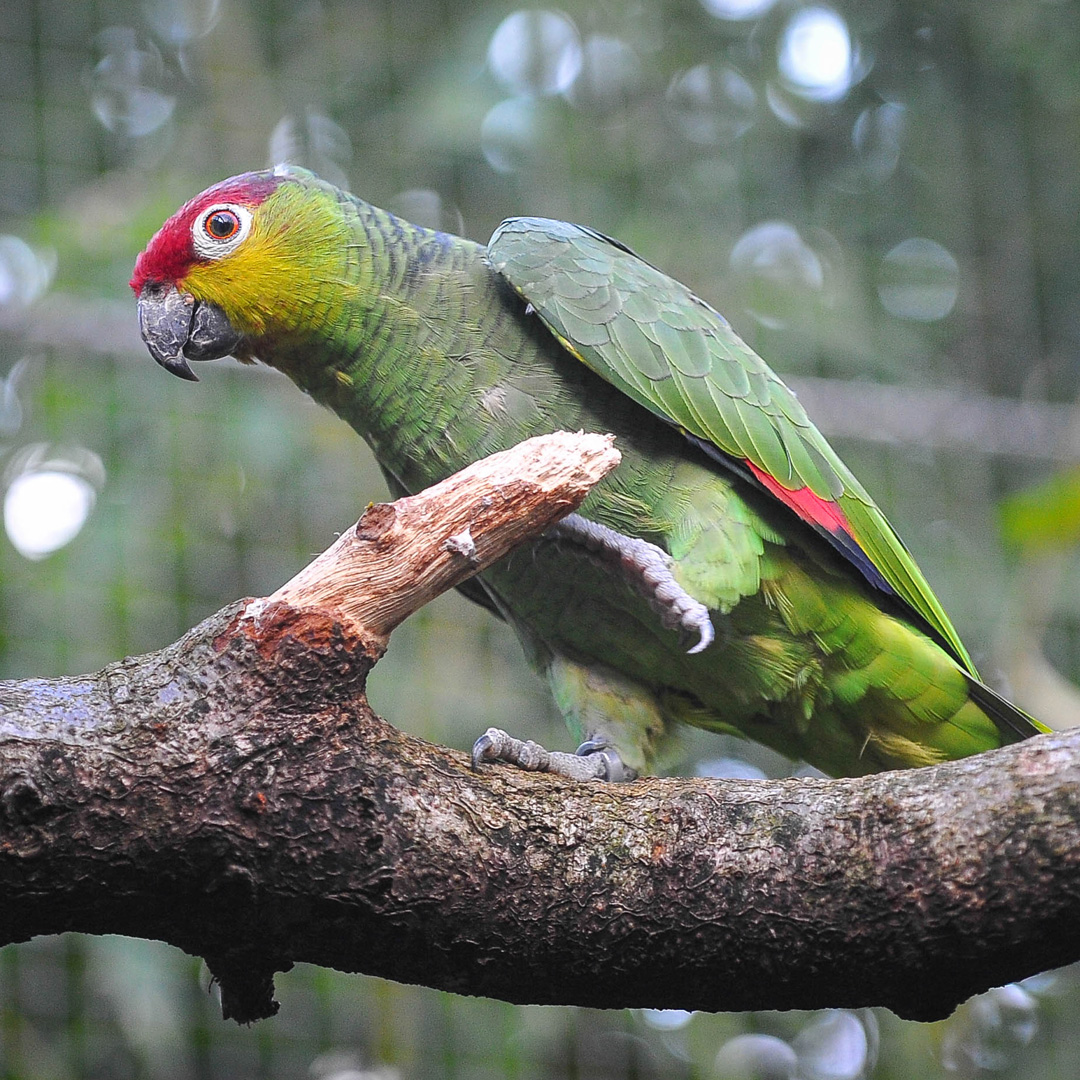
[545,513,715,654]
[471,727,618,782]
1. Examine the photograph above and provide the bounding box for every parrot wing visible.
[488,216,977,674]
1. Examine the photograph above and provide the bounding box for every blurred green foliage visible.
[1001,469,1080,554]
[1,0,1079,1076]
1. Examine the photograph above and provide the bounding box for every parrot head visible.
[130,166,348,380]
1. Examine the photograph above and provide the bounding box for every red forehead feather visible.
[130,172,283,295]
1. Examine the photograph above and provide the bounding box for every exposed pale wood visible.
[259,430,620,652]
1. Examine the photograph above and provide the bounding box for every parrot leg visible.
[546,514,714,654]
[471,655,668,782]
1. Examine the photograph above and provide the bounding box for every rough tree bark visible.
[0,432,1076,1025]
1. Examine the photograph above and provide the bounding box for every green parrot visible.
[131,165,1046,780]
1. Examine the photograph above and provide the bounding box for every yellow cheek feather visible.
[180,185,352,338]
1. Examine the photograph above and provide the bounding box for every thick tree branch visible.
[0,433,1076,1024]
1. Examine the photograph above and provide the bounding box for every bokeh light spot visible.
[666,64,756,144]
[487,10,582,96]
[941,984,1039,1073]
[142,0,222,46]
[877,238,959,321]
[269,112,353,189]
[851,102,905,184]
[792,1011,870,1080]
[640,1009,694,1031]
[480,98,542,174]
[730,221,827,329]
[778,7,856,102]
[715,1033,798,1079]
[5,472,95,561]
[571,35,642,114]
[0,237,55,309]
[3,446,104,560]
[387,190,465,235]
[88,28,175,137]
[701,0,778,20]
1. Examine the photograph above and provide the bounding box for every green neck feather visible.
[245,173,476,473]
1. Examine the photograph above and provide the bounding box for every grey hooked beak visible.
[137,283,243,382]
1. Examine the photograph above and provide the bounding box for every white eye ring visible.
[191,203,253,259]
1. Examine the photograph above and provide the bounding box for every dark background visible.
[0,0,1078,1076]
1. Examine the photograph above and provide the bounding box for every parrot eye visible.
[191,203,253,259]
[205,210,240,239]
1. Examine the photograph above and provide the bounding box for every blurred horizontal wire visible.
[4,293,1078,462]
[788,376,1080,464]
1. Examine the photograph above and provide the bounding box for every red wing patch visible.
[746,460,851,536]
[744,459,893,595]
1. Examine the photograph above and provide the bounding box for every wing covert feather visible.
[488,216,975,671]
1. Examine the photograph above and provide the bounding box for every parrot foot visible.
[471,728,637,782]
[546,514,715,654]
